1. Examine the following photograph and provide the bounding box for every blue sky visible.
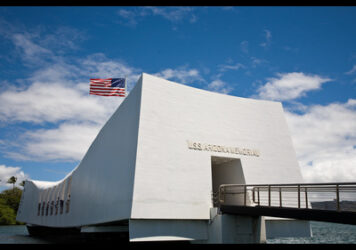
[0,6,356,190]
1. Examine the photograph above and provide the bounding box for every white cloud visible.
[218,63,245,72]
[0,57,130,161]
[40,26,87,52]
[206,79,233,94]
[221,7,236,11]
[0,77,123,162]
[28,62,79,83]
[0,165,29,188]
[4,26,86,67]
[0,65,202,163]
[11,33,53,65]
[154,67,203,84]
[12,33,51,57]
[0,65,200,163]
[81,53,141,89]
[0,24,222,162]
[15,122,102,162]
[240,40,249,54]
[0,20,140,163]
[0,36,137,162]
[117,9,136,19]
[0,50,141,126]
[250,57,267,68]
[117,8,143,26]
[0,81,120,125]
[285,99,356,183]
[260,29,272,48]
[144,7,196,23]
[117,7,197,26]
[256,72,332,101]
[283,46,299,53]
[345,65,356,75]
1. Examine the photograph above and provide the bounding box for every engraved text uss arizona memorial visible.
[187,140,260,157]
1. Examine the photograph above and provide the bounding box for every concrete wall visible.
[17,73,308,240]
[129,219,208,242]
[205,208,266,244]
[17,76,143,227]
[131,73,304,221]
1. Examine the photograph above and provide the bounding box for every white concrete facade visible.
[17,73,310,242]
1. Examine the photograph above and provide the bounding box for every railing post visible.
[279,187,282,208]
[219,186,225,204]
[268,185,271,207]
[298,185,301,209]
[336,184,340,211]
[257,187,260,206]
[244,185,247,206]
[305,187,308,209]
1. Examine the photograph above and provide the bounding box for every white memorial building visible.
[17,73,311,243]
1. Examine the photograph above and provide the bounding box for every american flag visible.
[89,78,126,97]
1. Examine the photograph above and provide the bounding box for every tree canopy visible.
[7,176,17,190]
[0,178,24,225]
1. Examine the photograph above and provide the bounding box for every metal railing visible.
[215,182,356,212]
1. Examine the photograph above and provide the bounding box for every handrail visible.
[219,182,356,187]
[215,182,356,213]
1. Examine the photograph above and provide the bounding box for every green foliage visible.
[7,176,17,189]
[0,187,22,212]
[0,187,23,225]
[0,199,17,225]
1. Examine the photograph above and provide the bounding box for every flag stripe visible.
[90,85,125,88]
[90,87,125,91]
[90,90,125,93]
[90,92,125,95]
[90,83,111,86]
[90,78,112,80]
[90,88,125,92]
[90,79,112,82]
[90,89,125,92]
[90,82,112,85]
[90,92,125,97]
[89,90,125,94]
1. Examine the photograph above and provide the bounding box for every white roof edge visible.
[141,72,282,106]
[28,165,78,189]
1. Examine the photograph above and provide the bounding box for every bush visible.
[0,200,17,225]
[0,187,23,225]
[0,187,22,212]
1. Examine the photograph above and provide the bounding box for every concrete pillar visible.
[205,208,266,244]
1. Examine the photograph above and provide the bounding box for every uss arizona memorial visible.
[17,73,311,243]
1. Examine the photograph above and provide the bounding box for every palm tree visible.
[7,176,17,190]
[19,180,26,188]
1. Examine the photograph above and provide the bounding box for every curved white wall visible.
[17,75,143,227]
[17,73,304,228]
